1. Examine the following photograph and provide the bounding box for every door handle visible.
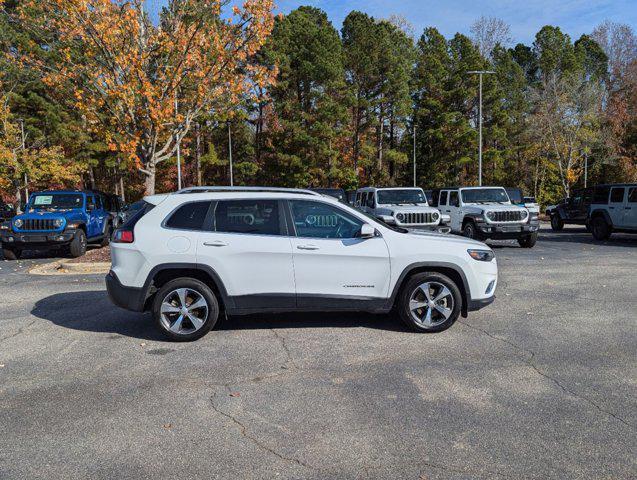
[297,244,319,251]
[626,207,632,210]
[203,241,228,247]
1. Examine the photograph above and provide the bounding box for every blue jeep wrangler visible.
[0,190,113,260]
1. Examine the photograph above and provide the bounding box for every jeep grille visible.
[21,219,58,231]
[400,212,436,225]
[492,211,524,222]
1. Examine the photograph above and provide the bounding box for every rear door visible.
[287,199,390,307]
[624,187,637,229]
[86,195,99,238]
[609,187,626,227]
[196,199,296,309]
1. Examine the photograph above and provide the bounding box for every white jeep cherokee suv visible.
[106,187,497,341]
[435,186,539,248]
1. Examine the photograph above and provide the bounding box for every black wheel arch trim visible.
[387,262,472,316]
[140,262,233,311]
[589,209,613,227]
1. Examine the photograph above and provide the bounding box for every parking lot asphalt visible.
[0,225,635,480]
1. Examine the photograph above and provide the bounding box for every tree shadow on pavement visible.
[31,290,409,340]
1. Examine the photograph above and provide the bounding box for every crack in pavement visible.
[209,388,319,473]
[270,329,298,371]
[0,318,37,344]
[458,320,633,429]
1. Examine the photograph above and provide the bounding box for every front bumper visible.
[105,270,147,312]
[476,219,539,239]
[468,295,495,311]
[0,230,75,248]
[405,225,451,234]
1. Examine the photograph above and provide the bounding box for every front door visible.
[447,191,463,232]
[287,199,390,308]
[196,199,296,309]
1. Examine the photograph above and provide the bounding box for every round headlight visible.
[13,218,23,228]
[432,212,439,221]
[486,211,496,220]
[396,213,404,221]
[53,218,64,228]
[521,210,529,218]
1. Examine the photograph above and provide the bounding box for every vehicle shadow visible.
[31,290,408,340]
[539,228,637,247]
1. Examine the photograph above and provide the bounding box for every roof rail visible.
[175,186,322,196]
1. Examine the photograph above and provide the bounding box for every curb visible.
[29,261,111,276]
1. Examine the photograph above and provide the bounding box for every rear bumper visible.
[0,230,75,248]
[105,270,146,312]
[468,295,495,311]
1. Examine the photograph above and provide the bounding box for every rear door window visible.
[593,186,610,204]
[214,200,283,236]
[610,187,625,204]
[165,201,212,231]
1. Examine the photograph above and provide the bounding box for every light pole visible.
[174,93,182,191]
[18,118,29,204]
[412,121,416,187]
[467,70,494,186]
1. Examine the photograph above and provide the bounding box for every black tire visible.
[152,277,219,341]
[100,223,112,247]
[462,220,479,240]
[550,215,564,231]
[69,230,87,258]
[591,216,612,240]
[2,247,21,260]
[397,272,462,333]
[518,231,538,248]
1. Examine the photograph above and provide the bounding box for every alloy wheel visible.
[160,288,209,335]
[409,281,454,328]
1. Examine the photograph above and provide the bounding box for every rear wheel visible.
[591,216,612,240]
[100,223,112,247]
[518,231,538,248]
[398,272,462,333]
[152,278,219,341]
[550,215,564,231]
[69,230,87,258]
[2,247,21,260]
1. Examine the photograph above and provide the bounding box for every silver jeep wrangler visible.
[354,187,450,232]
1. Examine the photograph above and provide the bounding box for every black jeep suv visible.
[546,188,593,231]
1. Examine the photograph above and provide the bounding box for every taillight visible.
[113,229,134,243]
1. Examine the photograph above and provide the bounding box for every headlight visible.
[521,210,529,219]
[53,218,64,228]
[486,211,496,221]
[13,218,23,228]
[432,212,439,221]
[467,249,495,262]
[396,213,404,221]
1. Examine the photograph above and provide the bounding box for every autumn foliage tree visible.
[11,0,275,194]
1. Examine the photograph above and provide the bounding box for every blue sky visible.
[144,0,636,44]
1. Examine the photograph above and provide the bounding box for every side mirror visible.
[377,215,396,225]
[360,223,375,238]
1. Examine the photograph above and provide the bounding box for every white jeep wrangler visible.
[588,183,637,240]
[355,187,450,233]
[434,186,539,248]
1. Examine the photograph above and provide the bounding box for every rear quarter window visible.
[165,201,212,230]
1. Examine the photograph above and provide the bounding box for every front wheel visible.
[2,247,22,260]
[462,221,479,240]
[152,278,219,341]
[591,216,612,240]
[518,231,538,248]
[550,215,564,231]
[69,230,87,258]
[398,272,462,333]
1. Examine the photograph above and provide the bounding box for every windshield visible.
[461,188,510,204]
[29,194,84,211]
[377,189,428,205]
